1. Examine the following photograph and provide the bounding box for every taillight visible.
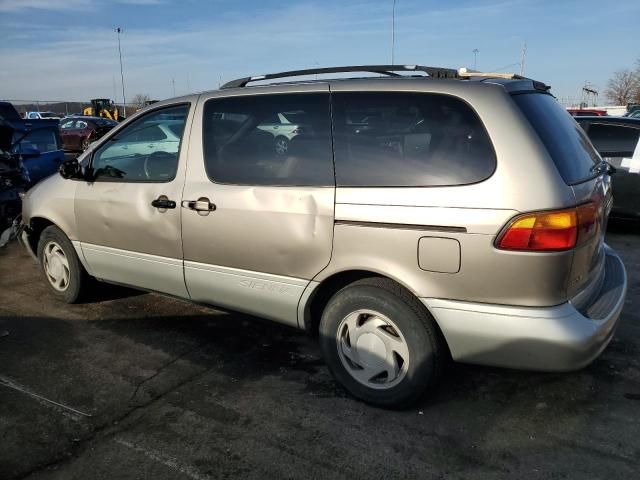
[496,202,598,252]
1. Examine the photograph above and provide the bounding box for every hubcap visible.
[43,241,70,292]
[275,138,288,155]
[336,309,410,390]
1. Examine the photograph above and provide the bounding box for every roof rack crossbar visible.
[221,65,459,89]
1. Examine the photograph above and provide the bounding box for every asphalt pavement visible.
[0,225,639,480]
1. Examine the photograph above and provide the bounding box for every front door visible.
[74,103,193,297]
[181,88,335,326]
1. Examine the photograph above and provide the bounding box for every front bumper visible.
[422,246,627,371]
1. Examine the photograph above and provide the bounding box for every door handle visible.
[151,197,176,209]
[182,197,216,214]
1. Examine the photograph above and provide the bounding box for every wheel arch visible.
[301,269,448,347]
[25,216,57,256]
[25,217,89,273]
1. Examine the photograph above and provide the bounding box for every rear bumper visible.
[422,246,627,371]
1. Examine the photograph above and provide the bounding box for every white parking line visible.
[0,374,92,419]
[114,438,214,480]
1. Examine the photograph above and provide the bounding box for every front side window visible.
[202,93,334,186]
[332,92,496,187]
[91,104,189,182]
[60,120,76,129]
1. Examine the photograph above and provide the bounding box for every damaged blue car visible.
[1,112,65,244]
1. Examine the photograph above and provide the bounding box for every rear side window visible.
[331,92,496,187]
[13,128,60,153]
[513,93,600,185]
[202,93,334,186]
[585,123,640,156]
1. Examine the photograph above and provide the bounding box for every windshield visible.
[513,93,600,184]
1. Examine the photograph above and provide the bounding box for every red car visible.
[566,108,607,117]
[59,116,118,151]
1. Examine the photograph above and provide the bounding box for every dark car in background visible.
[12,123,65,184]
[59,116,117,151]
[576,116,640,220]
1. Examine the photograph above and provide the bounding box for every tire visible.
[319,277,445,408]
[37,225,89,303]
[274,136,289,155]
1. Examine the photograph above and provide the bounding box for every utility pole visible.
[391,0,396,64]
[472,49,479,70]
[520,41,527,76]
[115,27,126,116]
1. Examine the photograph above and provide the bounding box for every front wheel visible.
[37,225,90,303]
[319,277,445,408]
[274,136,289,155]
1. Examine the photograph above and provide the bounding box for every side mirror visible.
[59,158,84,180]
[18,146,41,158]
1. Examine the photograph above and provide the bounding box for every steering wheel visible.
[144,151,176,180]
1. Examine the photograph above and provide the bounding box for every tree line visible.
[605,57,640,105]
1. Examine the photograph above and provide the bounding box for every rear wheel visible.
[37,226,90,303]
[319,277,445,408]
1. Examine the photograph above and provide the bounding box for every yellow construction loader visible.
[82,99,124,121]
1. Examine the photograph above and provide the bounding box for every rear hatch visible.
[513,92,612,305]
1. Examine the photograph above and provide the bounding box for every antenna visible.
[391,0,396,64]
[115,27,126,115]
[520,41,527,76]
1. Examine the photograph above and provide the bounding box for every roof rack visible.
[221,65,460,89]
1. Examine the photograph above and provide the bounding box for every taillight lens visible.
[496,202,598,252]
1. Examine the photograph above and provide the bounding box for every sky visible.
[0,0,638,105]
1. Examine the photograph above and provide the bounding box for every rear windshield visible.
[513,93,600,185]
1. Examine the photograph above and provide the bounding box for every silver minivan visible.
[20,65,627,407]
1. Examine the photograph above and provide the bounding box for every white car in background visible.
[25,111,62,120]
[99,120,183,160]
[257,111,308,155]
